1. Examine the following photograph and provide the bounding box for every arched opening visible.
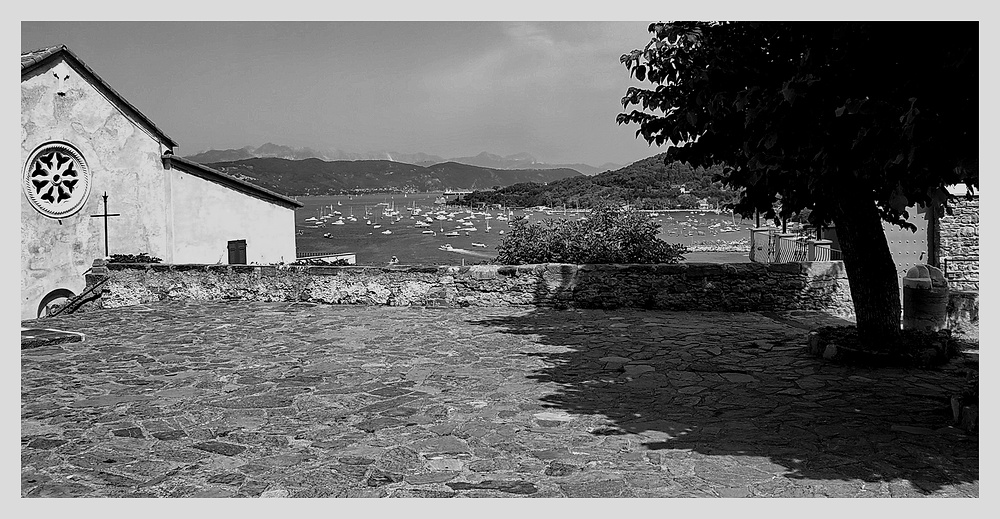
[37,288,75,318]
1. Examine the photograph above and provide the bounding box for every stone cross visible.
[90,192,120,257]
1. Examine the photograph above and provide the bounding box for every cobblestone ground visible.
[21,301,978,498]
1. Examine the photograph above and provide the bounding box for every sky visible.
[21,20,668,167]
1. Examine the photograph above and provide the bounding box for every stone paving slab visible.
[21,301,978,498]
[21,327,85,350]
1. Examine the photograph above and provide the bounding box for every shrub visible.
[495,205,687,265]
[108,253,162,263]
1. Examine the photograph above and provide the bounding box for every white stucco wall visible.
[21,53,298,319]
[168,168,297,265]
[21,57,171,319]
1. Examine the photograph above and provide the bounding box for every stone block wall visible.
[937,196,979,291]
[93,261,856,318]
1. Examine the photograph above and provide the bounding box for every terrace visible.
[21,296,977,498]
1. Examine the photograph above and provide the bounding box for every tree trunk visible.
[832,191,902,349]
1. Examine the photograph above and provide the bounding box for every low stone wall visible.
[93,261,856,317]
[946,290,979,342]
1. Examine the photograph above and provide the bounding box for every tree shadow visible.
[466,267,977,493]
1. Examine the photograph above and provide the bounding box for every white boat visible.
[381,230,392,235]
[421,230,436,235]
[305,217,318,222]
[444,231,459,237]
[323,233,333,239]
[438,244,454,251]
[373,224,382,229]
[332,220,345,225]
[471,242,486,248]
[415,221,430,228]
[465,227,477,232]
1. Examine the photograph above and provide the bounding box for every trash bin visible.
[902,264,949,331]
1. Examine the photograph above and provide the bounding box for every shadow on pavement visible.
[467,307,977,494]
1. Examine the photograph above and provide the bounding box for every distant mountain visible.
[458,153,737,210]
[184,144,618,176]
[184,143,446,165]
[416,151,619,176]
[205,157,583,196]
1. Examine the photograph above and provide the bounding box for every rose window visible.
[22,141,92,219]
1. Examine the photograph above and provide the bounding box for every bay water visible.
[294,193,755,266]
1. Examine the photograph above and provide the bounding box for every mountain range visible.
[184,143,621,176]
[206,157,584,196]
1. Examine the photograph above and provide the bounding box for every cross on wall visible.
[89,192,120,257]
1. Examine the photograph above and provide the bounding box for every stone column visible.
[772,233,799,263]
[750,228,771,263]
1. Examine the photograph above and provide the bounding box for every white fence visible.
[750,229,834,263]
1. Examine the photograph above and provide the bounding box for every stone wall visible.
[93,261,856,318]
[937,196,979,291]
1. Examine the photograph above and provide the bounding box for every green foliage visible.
[618,22,977,228]
[460,155,737,210]
[495,205,687,265]
[618,22,977,346]
[108,253,162,263]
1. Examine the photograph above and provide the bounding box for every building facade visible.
[21,46,302,319]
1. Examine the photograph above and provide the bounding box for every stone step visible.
[20,327,85,349]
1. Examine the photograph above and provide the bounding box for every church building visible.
[21,45,303,319]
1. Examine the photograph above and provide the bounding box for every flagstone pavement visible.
[21,301,978,498]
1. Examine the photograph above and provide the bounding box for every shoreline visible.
[683,238,750,253]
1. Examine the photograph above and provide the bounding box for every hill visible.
[185,144,618,175]
[205,157,582,195]
[186,143,447,166]
[457,153,738,210]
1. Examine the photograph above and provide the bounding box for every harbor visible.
[294,193,758,266]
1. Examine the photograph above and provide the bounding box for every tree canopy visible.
[458,154,734,210]
[618,22,978,348]
[618,22,977,228]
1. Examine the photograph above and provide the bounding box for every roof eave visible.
[21,45,180,149]
[162,155,304,209]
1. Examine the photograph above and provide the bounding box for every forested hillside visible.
[205,158,582,195]
[458,153,737,209]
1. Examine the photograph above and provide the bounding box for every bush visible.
[495,205,687,265]
[108,253,162,263]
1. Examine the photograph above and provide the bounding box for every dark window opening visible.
[227,239,247,265]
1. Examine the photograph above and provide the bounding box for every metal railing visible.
[46,277,108,318]
[296,251,355,260]
[749,229,835,263]
[772,234,809,262]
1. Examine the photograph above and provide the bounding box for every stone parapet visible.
[99,261,856,317]
[937,196,979,291]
